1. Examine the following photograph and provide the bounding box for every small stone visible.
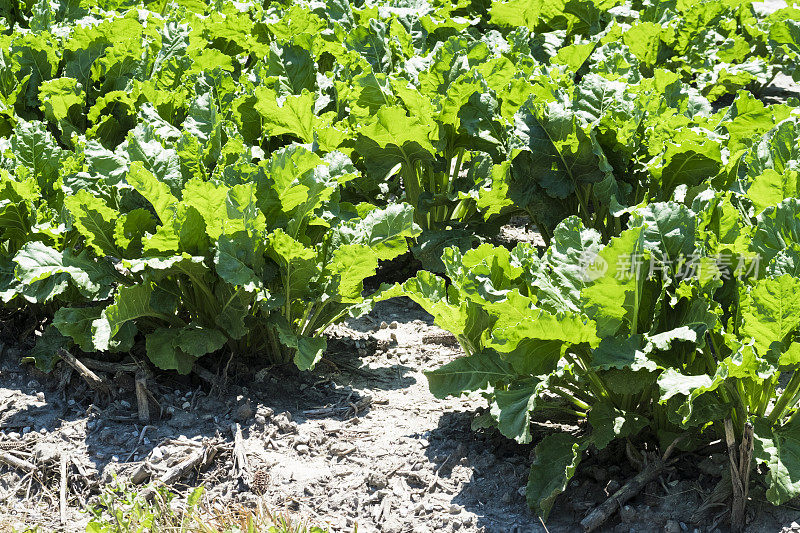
[181,401,191,410]
[383,517,403,533]
[274,412,297,433]
[330,442,356,456]
[257,406,274,418]
[501,491,512,503]
[296,444,310,455]
[366,472,388,489]
[619,505,636,523]
[380,321,388,329]
[150,447,164,462]
[22,427,30,435]
[35,392,45,402]
[389,321,399,329]
[448,504,460,514]
[235,402,253,422]
[663,520,681,533]
[390,332,398,343]
[33,442,60,463]
[517,486,526,497]
[254,414,266,426]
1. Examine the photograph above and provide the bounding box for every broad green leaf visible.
[650,141,722,197]
[146,328,196,374]
[25,325,68,373]
[526,433,583,519]
[754,418,800,505]
[536,216,603,314]
[64,190,120,257]
[38,77,84,125]
[53,306,102,353]
[492,380,544,444]
[753,199,800,269]
[510,97,611,200]
[14,242,116,301]
[582,226,645,337]
[94,282,158,351]
[127,162,178,223]
[748,170,800,216]
[214,234,262,292]
[174,323,227,357]
[253,88,315,143]
[634,202,695,265]
[741,275,800,357]
[273,316,326,371]
[425,349,515,399]
[324,244,377,302]
[657,368,714,402]
[12,121,64,187]
[331,203,419,261]
[354,105,436,172]
[126,125,184,196]
[588,402,648,450]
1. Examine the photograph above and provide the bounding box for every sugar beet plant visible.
[4,117,418,372]
[383,114,800,515]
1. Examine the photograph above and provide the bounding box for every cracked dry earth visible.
[2,297,800,533]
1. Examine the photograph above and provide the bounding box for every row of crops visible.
[2,0,800,520]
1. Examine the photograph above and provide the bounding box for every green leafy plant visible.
[382,170,800,515]
[85,481,338,533]
[8,134,418,372]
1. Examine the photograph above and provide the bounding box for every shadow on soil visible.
[0,328,418,499]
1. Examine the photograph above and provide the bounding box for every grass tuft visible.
[84,479,347,533]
